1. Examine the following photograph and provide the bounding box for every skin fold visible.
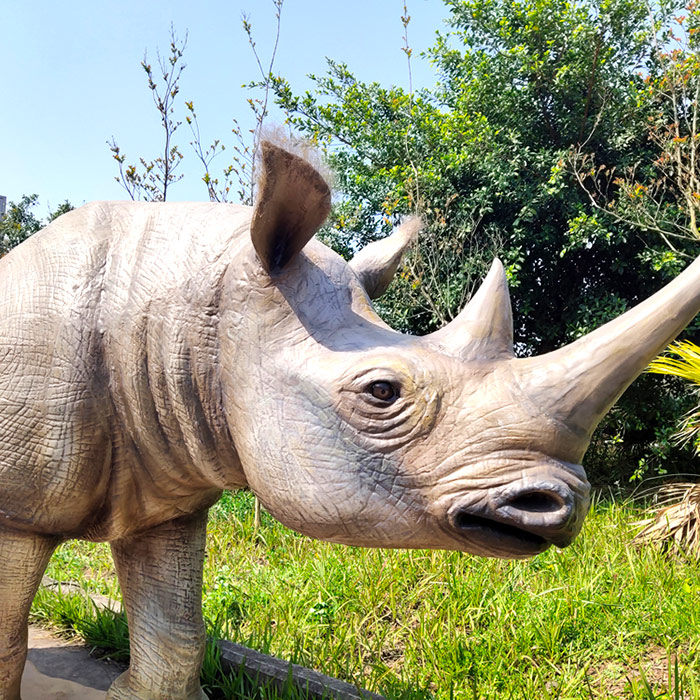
[1,142,699,699]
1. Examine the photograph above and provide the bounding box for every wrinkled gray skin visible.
[2,143,700,699]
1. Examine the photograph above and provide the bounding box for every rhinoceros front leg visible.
[106,510,209,700]
[0,527,58,700]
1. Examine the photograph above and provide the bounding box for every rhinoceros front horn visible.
[517,255,700,447]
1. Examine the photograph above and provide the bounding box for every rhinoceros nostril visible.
[506,490,564,514]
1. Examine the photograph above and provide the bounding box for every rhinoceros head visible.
[219,142,700,558]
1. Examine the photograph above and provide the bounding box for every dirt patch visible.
[22,625,125,699]
[587,645,693,698]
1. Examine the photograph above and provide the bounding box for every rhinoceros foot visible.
[105,670,208,700]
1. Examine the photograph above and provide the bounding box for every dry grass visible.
[634,483,700,555]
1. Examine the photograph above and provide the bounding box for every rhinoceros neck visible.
[99,202,249,508]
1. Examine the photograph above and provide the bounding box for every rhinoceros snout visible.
[447,477,589,557]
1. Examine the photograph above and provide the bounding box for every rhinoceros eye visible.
[368,381,398,403]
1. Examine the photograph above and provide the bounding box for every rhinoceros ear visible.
[349,217,421,299]
[250,141,331,273]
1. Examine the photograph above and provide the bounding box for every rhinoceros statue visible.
[1,142,699,699]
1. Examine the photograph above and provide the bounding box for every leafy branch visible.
[185,0,285,205]
[569,5,700,266]
[109,26,186,201]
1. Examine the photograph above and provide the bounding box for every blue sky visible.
[2,1,450,216]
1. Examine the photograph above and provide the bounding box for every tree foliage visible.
[109,3,286,205]
[0,195,42,256]
[572,2,700,266]
[275,0,695,338]
[185,1,285,205]
[0,195,73,257]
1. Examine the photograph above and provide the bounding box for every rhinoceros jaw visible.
[451,509,550,555]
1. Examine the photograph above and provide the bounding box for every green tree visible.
[48,200,75,222]
[110,2,286,205]
[271,0,700,481]
[0,195,74,257]
[571,2,700,267]
[0,195,43,256]
[275,0,694,338]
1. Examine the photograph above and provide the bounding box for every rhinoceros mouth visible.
[452,509,549,554]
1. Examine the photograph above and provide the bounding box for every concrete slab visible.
[22,626,124,699]
[217,639,386,700]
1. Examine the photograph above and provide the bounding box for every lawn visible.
[32,491,700,699]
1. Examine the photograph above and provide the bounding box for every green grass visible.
[31,492,700,699]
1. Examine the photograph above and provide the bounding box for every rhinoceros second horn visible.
[427,257,514,361]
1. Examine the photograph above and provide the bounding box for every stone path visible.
[22,626,124,699]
